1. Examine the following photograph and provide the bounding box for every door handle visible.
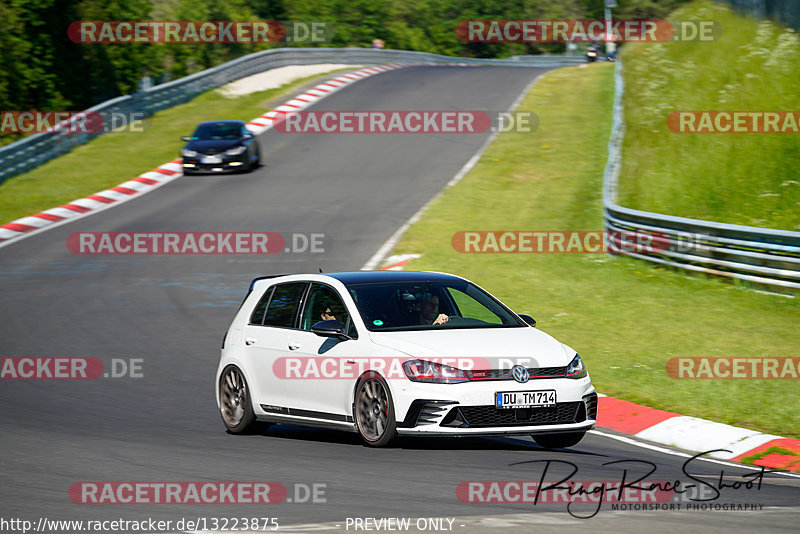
[244,337,256,346]
[288,342,301,351]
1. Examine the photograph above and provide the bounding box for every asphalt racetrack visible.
[0,66,798,532]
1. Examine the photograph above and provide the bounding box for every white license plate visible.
[496,390,556,409]
[201,155,222,164]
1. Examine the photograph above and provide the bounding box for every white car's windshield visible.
[346,280,525,331]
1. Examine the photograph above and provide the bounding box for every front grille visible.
[442,402,583,428]
[467,366,569,380]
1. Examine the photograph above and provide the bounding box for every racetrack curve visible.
[0,65,798,532]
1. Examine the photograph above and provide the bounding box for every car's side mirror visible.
[518,314,536,327]
[181,136,192,141]
[311,320,351,340]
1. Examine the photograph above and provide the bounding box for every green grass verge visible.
[741,446,800,467]
[618,0,800,230]
[391,62,800,439]
[0,68,354,225]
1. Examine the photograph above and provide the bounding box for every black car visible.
[181,120,260,174]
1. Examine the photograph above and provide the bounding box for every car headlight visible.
[181,148,198,157]
[566,354,587,379]
[403,359,469,384]
[225,145,247,156]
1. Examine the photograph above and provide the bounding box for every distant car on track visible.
[181,120,260,174]
[216,271,597,448]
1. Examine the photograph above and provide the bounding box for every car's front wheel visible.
[532,431,586,449]
[219,365,264,434]
[354,373,397,447]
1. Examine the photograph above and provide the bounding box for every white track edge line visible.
[590,429,800,479]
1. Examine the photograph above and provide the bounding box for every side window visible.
[263,283,307,328]
[249,286,274,325]
[301,284,357,338]
[447,287,504,324]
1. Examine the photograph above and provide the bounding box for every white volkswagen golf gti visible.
[216,271,597,448]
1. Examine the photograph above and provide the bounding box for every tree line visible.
[0,0,688,141]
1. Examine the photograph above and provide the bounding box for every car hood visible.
[185,139,242,153]
[368,327,574,369]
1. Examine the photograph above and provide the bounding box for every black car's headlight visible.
[181,148,198,157]
[566,354,587,379]
[225,145,247,156]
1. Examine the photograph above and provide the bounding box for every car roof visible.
[196,120,245,127]
[251,270,463,286]
[325,271,464,285]
[247,271,467,294]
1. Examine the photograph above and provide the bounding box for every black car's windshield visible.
[192,123,242,140]
[346,280,525,331]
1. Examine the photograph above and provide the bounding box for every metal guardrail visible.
[0,48,583,185]
[602,61,800,290]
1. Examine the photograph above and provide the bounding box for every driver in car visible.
[418,295,449,326]
[318,299,339,322]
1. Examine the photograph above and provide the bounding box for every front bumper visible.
[182,156,247,173]
[391,377,597,436]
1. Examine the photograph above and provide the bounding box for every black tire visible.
[354,373,398,447]
[219,365,265,434]
[532,431,586,449]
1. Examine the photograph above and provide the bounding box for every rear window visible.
[263,283,307,328]
[249,287,274,325]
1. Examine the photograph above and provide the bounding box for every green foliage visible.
[0,0,695,143]
[618,0,800,230]
[0,0,273,145]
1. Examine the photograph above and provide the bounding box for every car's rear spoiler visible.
[248,274,295,293]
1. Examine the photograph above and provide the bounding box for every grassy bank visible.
[0,68,352,225]
[390,63,799,439]
[618,0,800,230]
